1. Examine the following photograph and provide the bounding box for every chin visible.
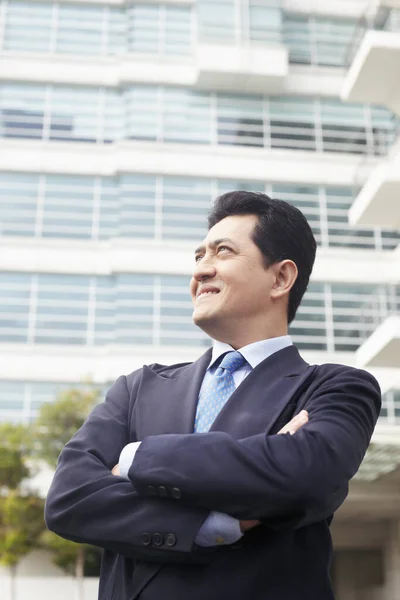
[193,313,225,339]
[192,310,208,326]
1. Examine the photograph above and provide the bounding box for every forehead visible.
[203,214,258,245]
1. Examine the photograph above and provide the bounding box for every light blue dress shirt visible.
[119,335,293,547]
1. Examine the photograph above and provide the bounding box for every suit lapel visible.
[135,345,317,440]
[135,348,212,439]
[210,346,316,438]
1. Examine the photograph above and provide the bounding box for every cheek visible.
[189,278,197,300]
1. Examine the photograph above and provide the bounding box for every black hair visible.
[208,190,317,324]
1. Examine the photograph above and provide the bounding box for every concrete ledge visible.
[356,316,400,368]
[195,43,288,93]
[0,139,379,186]
[349,162,400,229]
[341,30,400,116]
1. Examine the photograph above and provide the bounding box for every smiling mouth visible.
[197,291,220,300]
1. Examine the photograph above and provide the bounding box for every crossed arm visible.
[45,367,380,563]
[111,410,309,537]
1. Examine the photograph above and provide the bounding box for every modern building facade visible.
[0,0,400,598]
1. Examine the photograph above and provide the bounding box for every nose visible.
[192,258,217,282]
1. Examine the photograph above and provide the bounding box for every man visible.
[45,191,381,600]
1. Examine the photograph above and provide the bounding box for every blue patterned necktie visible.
[195,351,246,433]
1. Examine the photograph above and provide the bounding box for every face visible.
[190,214,277,339]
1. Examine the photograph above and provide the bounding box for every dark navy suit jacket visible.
[45,346,381,600]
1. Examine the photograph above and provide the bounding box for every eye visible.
[195,254,203,263]
[217,245,231,253]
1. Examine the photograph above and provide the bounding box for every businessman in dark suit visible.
[45,191,381,600]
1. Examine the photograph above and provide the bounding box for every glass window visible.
[126,4,192,56]
[1,83,398,154]
[371,106,398,156]
[197,0,236,42]
[57,4,105,56]
[2,1,192,57]
[249,2,282,44]
[127,4,160,53]
[0,172,39,236]
[381,230,400,251]
[320,99,368,155]
[0,172,396,253]
[283,13,357,67]
[0,273,396,354]
[3,1,53,54]
[162,177,211,240]
[0,83,46,140]
[108,8,127,56]
[218,94,264,147]
[313,17,356,67]
[35,274,90,344]
[270,97,316,151]
[382,9,400,33]
[125,86,159,141]
[165,5,193,55]
[0,381,25,411]
[163,88,212,144]
[42,175,96,239]
[50,86,100,143]
[118,175,156,238]
[0,273,30,342]
[283,13,311,64]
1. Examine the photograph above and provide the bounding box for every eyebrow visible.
[194,237,236,255]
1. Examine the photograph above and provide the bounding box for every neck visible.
[207,320,289,350]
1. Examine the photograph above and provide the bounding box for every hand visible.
[277,410,308,435]
[111,464,120,476]
[240,519,260,533]
[239,411,309,533]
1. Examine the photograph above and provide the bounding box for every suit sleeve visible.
[45,373,210,563]
[128,367,381,522]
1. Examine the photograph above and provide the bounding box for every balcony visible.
[349,159,400,229]
[195,43,288,93]
[356,315,400,368]
[341,29,400,116]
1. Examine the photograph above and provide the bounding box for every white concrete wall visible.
[0,238,397,283]
[0,140,377,186]
[0,576,99,600]
[0,552,98,600]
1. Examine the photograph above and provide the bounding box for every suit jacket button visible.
[147,485,157,496]
[153,533,164,547]
[165,533,177,547]
[158,486,168,498]
[171,487,182,499]
[141,533,151,546]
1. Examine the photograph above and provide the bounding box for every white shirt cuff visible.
[119,441,141,479]
[195,511,243,547]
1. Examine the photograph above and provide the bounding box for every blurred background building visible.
[0,0,400,598]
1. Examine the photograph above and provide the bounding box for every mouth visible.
[196,288,220,300]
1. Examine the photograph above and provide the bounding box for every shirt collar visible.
[208,336,293,371]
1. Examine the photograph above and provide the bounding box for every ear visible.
[270,260,298,300]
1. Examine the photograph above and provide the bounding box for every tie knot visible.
[218,351,246,375]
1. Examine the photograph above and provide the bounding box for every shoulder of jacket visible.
[124,360,193,382]
[313,362,380,389]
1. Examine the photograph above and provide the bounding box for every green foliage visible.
[35,387,102,581]
[0,491,45,568]
[0,423,31,489]
[0,387,101,583]
[34,388,99,468]
[41,531,101,577]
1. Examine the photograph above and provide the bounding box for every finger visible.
[278,410,308,435]
[287,410,308,435]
